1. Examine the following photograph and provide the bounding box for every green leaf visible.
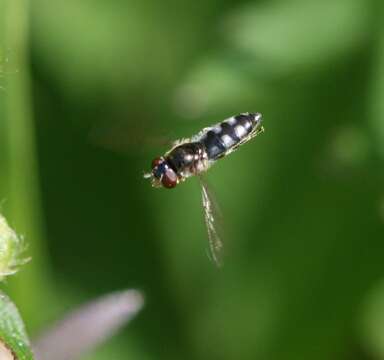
[0,292,34,360]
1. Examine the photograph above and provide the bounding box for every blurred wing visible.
[88,119,172,154]
[199,176,224,267]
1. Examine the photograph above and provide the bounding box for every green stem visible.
[1,0,54,329]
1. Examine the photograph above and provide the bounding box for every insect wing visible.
[199,176,224,267]
[89,119,173,154]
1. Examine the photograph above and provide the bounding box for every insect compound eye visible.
[151,157,167,179]
[151,157,163,169]
[161,168,178,189]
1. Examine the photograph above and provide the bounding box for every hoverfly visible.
[144,112,264,266]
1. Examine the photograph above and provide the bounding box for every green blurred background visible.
[1,0,384,359]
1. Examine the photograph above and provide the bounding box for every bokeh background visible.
[1,0,384,359]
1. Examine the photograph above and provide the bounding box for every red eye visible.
[151,157,163,169]
[161,168,178,189]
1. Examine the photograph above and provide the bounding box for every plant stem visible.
[2,0,54,329]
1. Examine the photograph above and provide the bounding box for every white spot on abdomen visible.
[225,117,237,126]
[235,125,247,138]
[213,126,221,134]
[221,134,236,148]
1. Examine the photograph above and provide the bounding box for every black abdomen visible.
[201,113,261,160]
[202,131,227,159]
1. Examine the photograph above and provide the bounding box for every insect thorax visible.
[165,142,209,178]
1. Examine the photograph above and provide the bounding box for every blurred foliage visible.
[1,0,384,359]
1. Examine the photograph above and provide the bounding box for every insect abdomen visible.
[201,113,259,160]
